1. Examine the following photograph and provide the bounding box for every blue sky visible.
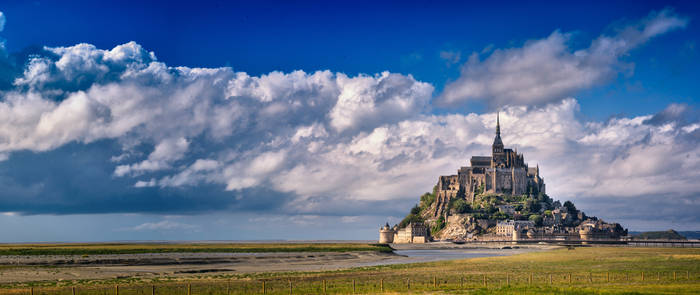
[0,1,698,241]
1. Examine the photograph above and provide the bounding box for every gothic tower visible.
[492,112,505,168]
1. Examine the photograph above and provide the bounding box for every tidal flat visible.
[0,245,698,294]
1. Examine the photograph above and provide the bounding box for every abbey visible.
[433,114,545,217]
[381,113,627,244]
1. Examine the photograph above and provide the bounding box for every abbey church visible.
[433,114,546,217]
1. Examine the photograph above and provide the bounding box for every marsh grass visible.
[1,247,699,294]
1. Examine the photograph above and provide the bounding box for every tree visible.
[493,212,508,220]
[514,203,523,212]
[420,192,435,209]
[483,203,497,214]
[399,213,423,228]
[553,200,562,208]
[563,200,577,214]
[410,205,421,215]
[432,216,446,233]
[529,214,543,226]
[452,199,471,214]
[525,199,541,213]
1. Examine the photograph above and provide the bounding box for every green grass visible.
[1,247,699,294]
[0,242,393,255]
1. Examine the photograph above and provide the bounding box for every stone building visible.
[392,222,429,243]
[379,223,396,243]
[496,220,535,236]
[433,113,546,218]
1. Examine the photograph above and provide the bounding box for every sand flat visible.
[0,246,546,283]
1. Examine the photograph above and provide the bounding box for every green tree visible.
[529,214,543,226]
[493,212,508,220]
[452,199,471,214]
[410,205,421,215]
[563,200,577,214]
[399,213,423,228]
[484,203,497,214]
[432,216,446,233]
[420,192,435,209]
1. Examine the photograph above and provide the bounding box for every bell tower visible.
[492,112,505,168]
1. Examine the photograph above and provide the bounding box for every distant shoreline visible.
[0,242,392,256]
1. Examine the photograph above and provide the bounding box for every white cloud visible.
[438,8,688,108]
[134,178,156,188]
[0,11,5,32]
[115,137,189,176]
[0,10,696,229]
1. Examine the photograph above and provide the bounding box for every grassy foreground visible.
[1,246,699,294]
[0,242,393,255]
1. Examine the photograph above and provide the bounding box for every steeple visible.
[496,111,501,136]
[493,112,503,147]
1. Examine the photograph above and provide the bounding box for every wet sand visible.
[0,245,552,284]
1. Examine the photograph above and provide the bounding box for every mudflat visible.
[0,251,402,283]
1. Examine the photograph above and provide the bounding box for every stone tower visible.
[491,112,505,168]
[378,223,395,243]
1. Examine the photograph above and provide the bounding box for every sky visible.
[0,1,698,241]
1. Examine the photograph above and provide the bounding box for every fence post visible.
[352,279,355,294]
[322,280,326,294]
[589,272,592,283]
[115,285,119,295]
[261,281,265,294]
[506,273,509,285]
[461,276,464,288]
[72,287,76,295]
[151,285,155,295]
[483,274,487,288]
[674,271,677,281]
[30,287,34,295]
[407,278,410,290]
[433,276,437,288]
[187,284,191,295]
[642,271,644,281]
[568,273,571,284]
[227,280,230,295]
[657,272,660,281]
[549,274,552,284]
[529,273,532,285]
[380,278,383,292]
[289,280,292,295]
[606,272,609,282]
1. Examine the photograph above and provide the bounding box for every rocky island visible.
[380,114,627,244]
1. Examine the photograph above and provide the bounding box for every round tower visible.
[579,226,593,245]
[379,223,395,244]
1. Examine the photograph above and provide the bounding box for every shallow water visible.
[360,248,533,267]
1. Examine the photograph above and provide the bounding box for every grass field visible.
[1,246,699,294]
[0,242,393,255]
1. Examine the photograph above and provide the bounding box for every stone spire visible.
[493,112,503,147]
[496,111,501,136]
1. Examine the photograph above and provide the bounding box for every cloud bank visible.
[438,8,689,108]
[0,8,697,231]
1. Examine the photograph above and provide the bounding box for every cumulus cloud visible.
[0,9,697,231]
[438,8,689,108]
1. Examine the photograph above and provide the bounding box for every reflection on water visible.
[395,249,518,261]
[360,248,532,267]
